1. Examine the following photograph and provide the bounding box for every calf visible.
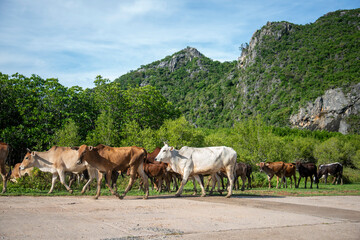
[295,162,319,189]
[234,162,252,191]
[318,162,343,185]
[256,161,285,188]
[144,147,171,192]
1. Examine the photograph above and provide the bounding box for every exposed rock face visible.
[239,21,293,68]
[157,46,204,72]
[290,83,360,134]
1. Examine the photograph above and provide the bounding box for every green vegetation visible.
[114,9,360,130]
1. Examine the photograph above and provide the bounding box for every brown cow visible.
[144,147,171,192]
[256,161,285,188]
[282,163,297,188]
[76,144,149,199]
[0,142,10,193]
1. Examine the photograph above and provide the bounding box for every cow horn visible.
[26,148,31,152]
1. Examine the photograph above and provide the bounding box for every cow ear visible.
[31,152,35,156]
[256,163,259,166]
[265,163,270,166]
[71,146,79,150]
[89,146,94,151]
[170,147,174,151]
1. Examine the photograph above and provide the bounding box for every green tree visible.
[86,111,119,146]
[52,119,81,147]
[157,116,205,149]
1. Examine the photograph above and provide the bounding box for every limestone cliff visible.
[290,84,360,134]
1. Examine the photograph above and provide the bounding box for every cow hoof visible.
[201,194,206,197]
[94,196,99,200]
[69,190,73,194]
[175,194,181,197]
[225,194,231,198]
[118,195,124,200]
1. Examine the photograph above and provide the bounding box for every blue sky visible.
[0,0,359,89]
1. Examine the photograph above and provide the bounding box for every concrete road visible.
[0,195,359,239]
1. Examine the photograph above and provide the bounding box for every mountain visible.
[114,9,360,133]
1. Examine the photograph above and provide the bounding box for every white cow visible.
[155,143,237,198]
[20,146,99,194]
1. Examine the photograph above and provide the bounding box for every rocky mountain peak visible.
[156,46,205,72]
[239,21,293,68]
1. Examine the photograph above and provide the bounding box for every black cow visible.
[234,162,252,191]
[318,162,343,185]
[295,162,319,189]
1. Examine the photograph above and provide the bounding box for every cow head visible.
[19,150,36,170]
[317,165,325,178]
[154,143,174,163]
[76,145,94,165]
[256,162,268,172]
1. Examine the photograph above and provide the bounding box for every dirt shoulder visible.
[1,195,359,240]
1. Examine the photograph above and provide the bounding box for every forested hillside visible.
[115,9,360,132]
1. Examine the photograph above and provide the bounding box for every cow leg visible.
[297,176,301,188]
[194,175,206,197]
[165,174,171,192]
[104,170,120,198]
[324,174,328,184]
[205,175,211,191]
[268,175,273,188]
[175,171,190,197]
[214,173,222,195]
[58,170,73,194]
[304,176,308,189]
[136,163,149,199]
[241,175,246,191]
[276,175,283,189]
[225,165,235,198]
[48,173,58,194]
[1,163,7,193]
[192,177,197,195]
[247,175,252,189]
[94,172,104,199]
[234,175,239,190]
[310,176,313,189]
[294,174,298,188]
[332,175,337,185]
[81,168,97,194]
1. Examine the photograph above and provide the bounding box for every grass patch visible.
[1,173,359,198]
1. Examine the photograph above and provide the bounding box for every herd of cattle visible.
[0,141,344,198]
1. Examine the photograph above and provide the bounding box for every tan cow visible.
[76,144,149,200]
[0,142,10,193]
[10,163,33,183]
[20,146,99,194]
[256,161,286,188]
